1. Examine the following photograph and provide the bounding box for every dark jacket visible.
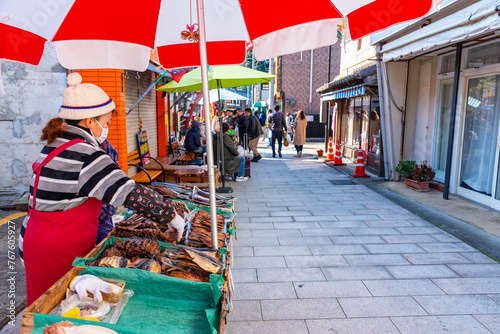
[268,111,287,132]
[259,112,267,126]
[248,114,264,139]
[214,132,240,175]
[184,127,201,152]
[237,114,249,135]
[224,115,234,127]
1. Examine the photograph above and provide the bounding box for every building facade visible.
[316,34,384,176]
[373,0,500,209]
[280,45,341,137]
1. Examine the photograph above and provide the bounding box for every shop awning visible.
[322,84,365,101]
[382,0,500,62]
[316,64,376,94]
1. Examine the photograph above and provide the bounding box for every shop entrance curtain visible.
[460,75,500,196]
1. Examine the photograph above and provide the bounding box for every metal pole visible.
[325,45,332,152]
[251,50,255,105]
[217,80,232,193]
[376,44,391,180]
[443,42,463,200]
[167,93,172,155]
[269,58,275,110]
[196,0,218,250]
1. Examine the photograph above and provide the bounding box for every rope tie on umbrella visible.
[181,0,199,43]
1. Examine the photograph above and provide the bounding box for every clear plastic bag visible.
[55,294,111,320]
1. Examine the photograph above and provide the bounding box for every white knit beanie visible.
[58,72,115,120]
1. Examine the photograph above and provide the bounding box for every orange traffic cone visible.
[352,146,370,178]
[330,140,346,166]
[325,138,335,161]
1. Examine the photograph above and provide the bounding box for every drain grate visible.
[329,179,357,185]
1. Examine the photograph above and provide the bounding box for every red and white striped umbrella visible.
[0,0,433,71]
[0,0,434,248]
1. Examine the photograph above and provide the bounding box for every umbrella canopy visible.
[0,0,436,250]
[198,89,249,105]
[0,0,434,70]
[157,65,274,92]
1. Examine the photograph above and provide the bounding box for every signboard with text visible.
[137,131,151,165]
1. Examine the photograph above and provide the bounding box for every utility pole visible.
[269,57,275,111]
[325,45,332,152]
[251,50,255,105]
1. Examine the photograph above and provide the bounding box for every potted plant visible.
[395,160,416,180]
[400,160,436,191]
[317,149,324,157]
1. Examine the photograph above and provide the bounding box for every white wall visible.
[340,35,376,74]
[0,44,66,190]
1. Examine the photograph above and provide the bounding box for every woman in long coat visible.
[292,110,307,158]
[20,73,184,305]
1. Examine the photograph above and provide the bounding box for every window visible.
[439,53,456,74]
[433,79,454,180]
[460,75,500,196]
[466,41,500,69]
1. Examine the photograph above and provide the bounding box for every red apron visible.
[24,139,102,305]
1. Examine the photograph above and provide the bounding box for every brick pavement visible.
[225,143,500,334]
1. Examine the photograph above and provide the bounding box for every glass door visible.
[433,79,454,182]
[458,74,500,207]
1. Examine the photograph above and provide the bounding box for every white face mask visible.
[91,118,108,144]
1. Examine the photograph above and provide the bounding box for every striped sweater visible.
[19,125,135,258]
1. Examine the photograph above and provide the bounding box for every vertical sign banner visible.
[137,131,151,165]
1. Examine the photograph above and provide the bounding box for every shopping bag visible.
[284,136,289,147]
[286,133,292,143]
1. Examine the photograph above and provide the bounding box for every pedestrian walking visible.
[259,110,267,142]
[20,73,184,305]
[265,110,273,147]
[286,112,292,139]
[268,105,287,158]
[293,109,307,158]
[245,108,264,162]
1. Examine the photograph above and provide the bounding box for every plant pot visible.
[317,150,324,157]
[404,178,431,192]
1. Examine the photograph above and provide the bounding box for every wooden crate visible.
[20,238,113,334]
[21,266,86,334]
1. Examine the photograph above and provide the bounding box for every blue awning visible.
[322,84,365,101]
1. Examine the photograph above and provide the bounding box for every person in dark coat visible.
[259,110,267,142]
[267,105,287,158]
[245,108,264,162]
[235,109,249,147]
[184,120,205,155]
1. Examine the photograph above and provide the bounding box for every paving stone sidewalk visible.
[225,143,500,334]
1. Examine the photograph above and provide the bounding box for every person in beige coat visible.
[292,109,307,158]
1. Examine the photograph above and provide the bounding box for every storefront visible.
[318,65,384,176]
[439,41,500,210]
[375,0,500,209]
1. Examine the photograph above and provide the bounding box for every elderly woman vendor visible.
[19,73,184,305]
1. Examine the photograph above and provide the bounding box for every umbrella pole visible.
[217,80,233,194]
[196,0,218,250]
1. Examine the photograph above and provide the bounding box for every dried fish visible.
[128,258,161,273]
[185,249,222,274]
[115,239,160,258]
[97,256,129,268]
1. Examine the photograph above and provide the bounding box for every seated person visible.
[217,123,248,182]
[184,120,206,156]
